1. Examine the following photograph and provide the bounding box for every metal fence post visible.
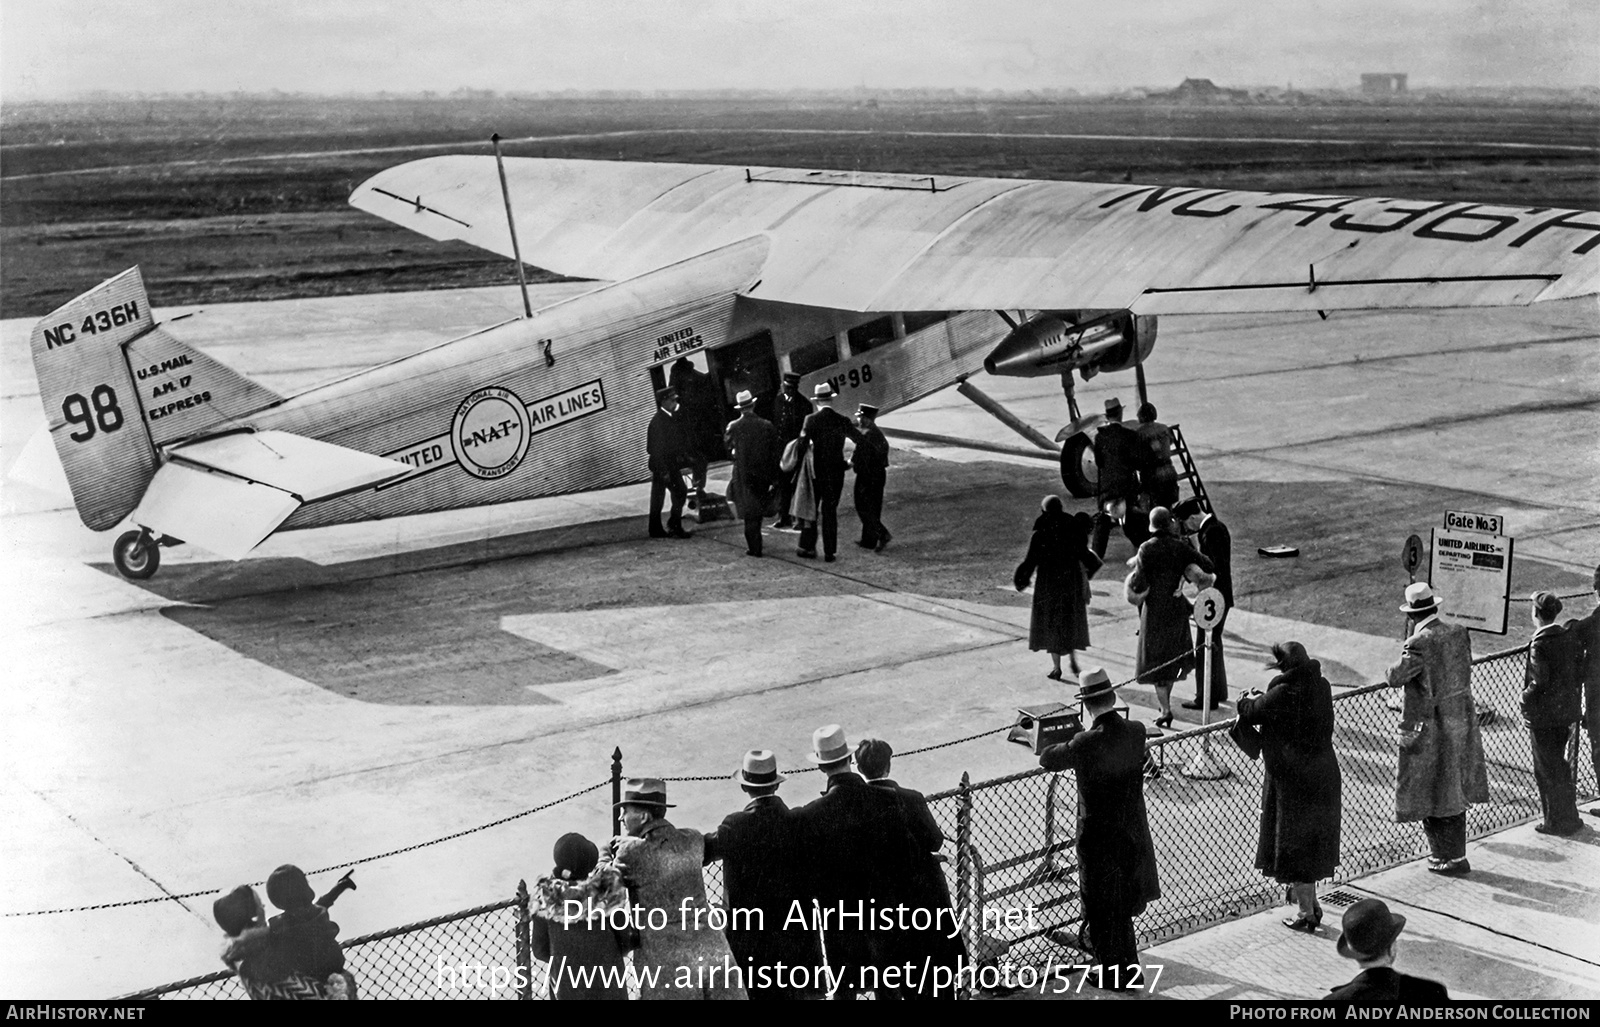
[611,747,624,838]
[514,879,532,1000]
[954,771,973,1000]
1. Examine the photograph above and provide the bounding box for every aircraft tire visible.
[1059,433,1097,499]
[113,530,161,580]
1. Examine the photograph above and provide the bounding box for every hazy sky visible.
[3,0,1597,99]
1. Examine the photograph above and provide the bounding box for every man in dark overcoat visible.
[850,403,892,552]
[668,357,720,496]
[1566,563,1600,818]
[1522,591,1583,836]
[646,386,692,539]
[1091,398,1149,558]
[1323,899,1449,1002]
[795,724,919,999]
[702,750,823,999]
[1038,668,1159,983]
[1384,582,1489,875]
[771,372,813,529]
[857,737,964,999]
[1177,498,1233,710]
[723,390,781,557]
[796,385,863,562]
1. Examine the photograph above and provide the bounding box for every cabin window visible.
[847,316,896,355]
[902,311,950,335]
[789,336,840,377]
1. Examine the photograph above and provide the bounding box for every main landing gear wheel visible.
[1059,433,1098,499]
[113,529,160,580]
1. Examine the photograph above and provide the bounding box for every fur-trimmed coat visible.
[609,820,745,1000]
[531,865,632,1000]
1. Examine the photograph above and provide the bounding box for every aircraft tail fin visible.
[28,267,282,531]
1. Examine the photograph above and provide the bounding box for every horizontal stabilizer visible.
[167,431,412,502]
[134,463,300,561]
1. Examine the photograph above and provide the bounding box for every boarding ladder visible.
[1168,424,1212,516]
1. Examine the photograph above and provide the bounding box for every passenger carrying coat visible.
[1039,711,1160,916]
[1236,658,1342,883]
[1384,617,1490,822]
[1014,509,1100,654]
[1132,535,1213,684]
[609,819,746,1000]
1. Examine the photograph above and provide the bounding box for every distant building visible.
[1361,73,1408,95]
[1147,78,1250,104]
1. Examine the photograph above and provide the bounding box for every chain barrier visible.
[3,780,608,918]
[122,643,1595,998]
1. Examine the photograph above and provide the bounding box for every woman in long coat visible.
[608,779,746,1000]
[1130,506,1215,726]
[1015,497,1102,680]
[1236,641,1342,932]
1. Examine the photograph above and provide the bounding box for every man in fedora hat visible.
[703,751,823,998]
[795,724,921,998]
[610,778,745,999]
[1523,591,1584,836]
[1091,397,1149,559]
[646,386,693,539]
[771,372,813,529]
[1385,582,1489,875]
[796,385,864,562]
[1324,898,1448,1001]
[1038,669,1160,983]
[851,404,893,552]
[724,390,781,557]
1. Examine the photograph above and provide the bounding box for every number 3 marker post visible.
[1181,587,1232,780]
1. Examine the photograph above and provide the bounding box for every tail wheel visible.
[1059,433,1098,499]
[113,529,160,580]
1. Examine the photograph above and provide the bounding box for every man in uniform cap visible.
[771,372,813,529]
[1038,669,1160,983]
[1523,590,1583,835]
[1384,582,1489,874]
[795,385,864,562]
[646,386,692,539]
[1324,899,1448,1001]
[702,751,822,998]
[724,390,781,557]
[794,724,920,998]
[850,403,892,552]
[1091,397,1149,559]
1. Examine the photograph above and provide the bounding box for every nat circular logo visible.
[451,386,530,480]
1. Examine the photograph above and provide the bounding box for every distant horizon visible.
[4,1,1596,102]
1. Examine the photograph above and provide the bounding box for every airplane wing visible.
[351,156,1599,314]
[136,431,412,559]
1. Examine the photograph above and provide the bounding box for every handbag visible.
[1228,718,1263,760]
[779,437,805,473]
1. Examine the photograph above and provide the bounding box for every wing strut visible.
[490,133,535,320]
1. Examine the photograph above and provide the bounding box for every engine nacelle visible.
[982,310,1158,379]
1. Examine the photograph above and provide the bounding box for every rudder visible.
[29,266,282,531]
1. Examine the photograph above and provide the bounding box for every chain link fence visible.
[126,644,1594,998]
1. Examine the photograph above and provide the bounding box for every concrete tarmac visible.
[0,283,1596,997]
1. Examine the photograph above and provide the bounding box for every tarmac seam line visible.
[20,782,211,929]
[1347,882,1600,971]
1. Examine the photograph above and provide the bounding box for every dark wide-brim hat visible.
[782,372,802,386]
[1337,898,1407,960]
[614,777,674,810]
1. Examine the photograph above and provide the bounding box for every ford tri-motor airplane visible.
[28,154,1599,578]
